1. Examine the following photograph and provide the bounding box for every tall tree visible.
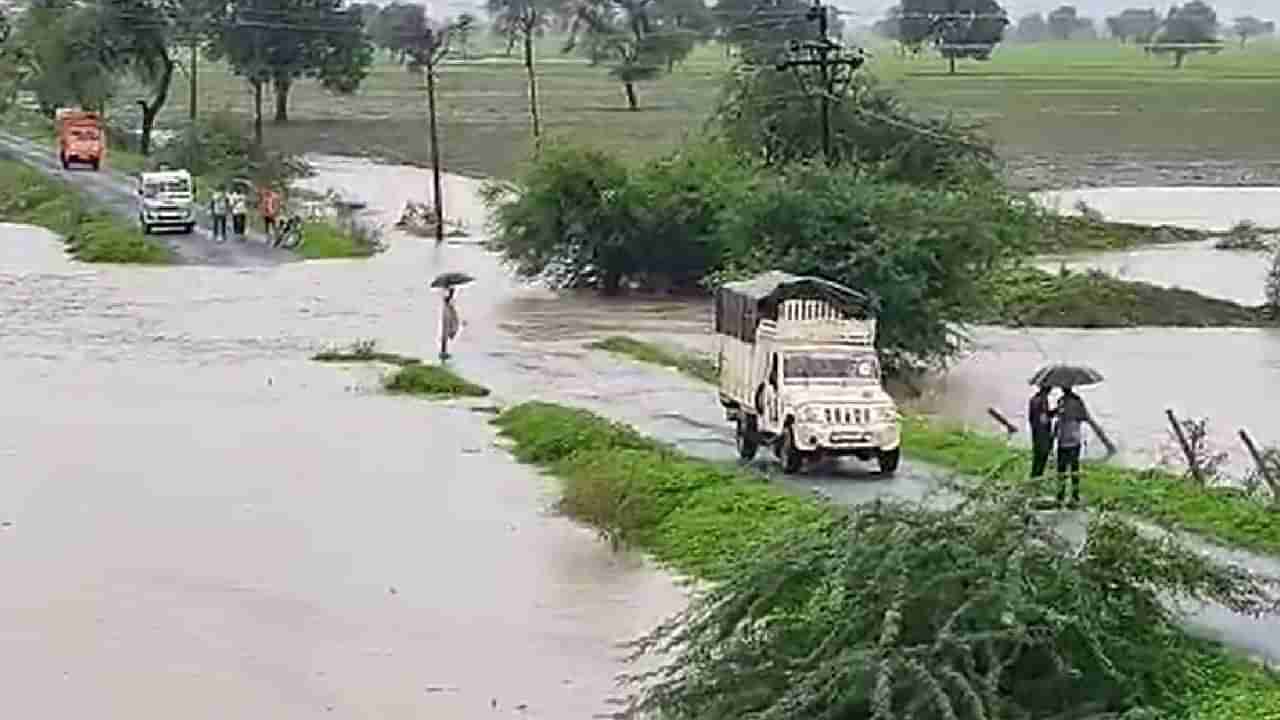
[1012,12,1047,42]
[1232,15,1275,46]
[18,0,116,115]
[373,2,428,64]
[1105,7,1160,43]
[97,0,184,156]
[1046,5,1091,40]
[564,0,685,110]
[486,0,557,144]
[714,0,814,64]
[208,0,372,143]
[1155,0,1220,68]
[899,0,1009,75]
[452,11,477,58]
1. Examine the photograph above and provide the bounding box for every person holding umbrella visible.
[1028,363,1111,508]
[1027,383,1056,481]
[432,271,474,360]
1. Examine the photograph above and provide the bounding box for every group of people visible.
[1028,384,1093,508]
[208,185,282,244]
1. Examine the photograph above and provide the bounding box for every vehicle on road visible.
[54,109,104,171]
[137,169,196,235]
[715,272,902,475]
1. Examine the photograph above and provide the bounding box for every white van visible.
[137,169,195,234]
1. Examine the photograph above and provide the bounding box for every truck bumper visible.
[791,422,900,454]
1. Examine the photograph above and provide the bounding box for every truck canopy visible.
[714,271,878,343]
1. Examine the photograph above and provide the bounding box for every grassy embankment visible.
[0,158,173,263]
[493,400,1280,718]
[979,265,1274,327]
[590,334,1280,556]
[313,342,489,397]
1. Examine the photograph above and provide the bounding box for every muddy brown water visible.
[5,159,1280,714]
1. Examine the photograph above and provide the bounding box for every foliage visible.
[563,0,703,109]
[206,0,372,129]
[368,1,429,63]
[95,0,191,155]
[715,0,814,64]
[977,265,1267,329]
[587,335,717,383]
[716,164,1039,373]
[627,479,1278,720]
[16,0,117,114]
[901,414,1280,557]
[899,0,1009,71]
[1047,5,1095,41]
[1106,8,1161,44]
[1010,12,1048,42]
[1160,416,1231,486]
[313,339,420,366]
[297,218,383,258]
[1232,16,1276,46]
[1152,1,1222,68]
[482,141,757,293]
[492,402,829,576]
[382,364,490,397]
[713,69,998,185]
[0,159,174,263]
[451,12,477,58]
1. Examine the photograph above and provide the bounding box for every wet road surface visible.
[0,131,290,266]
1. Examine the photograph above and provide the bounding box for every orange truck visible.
[54,109,105,171]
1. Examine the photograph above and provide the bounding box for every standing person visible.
[1028,384,1056,481]
[1054,385,1091,508]
[259,185,281,242]
[209,186,230,243]
[439,287,460,360]
[229,186,248,240]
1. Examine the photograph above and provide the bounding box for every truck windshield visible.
[70,128,100,141]
[784,353,879,381]
[144,180,191,197]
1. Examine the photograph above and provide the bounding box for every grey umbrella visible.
[430,271,475,289]
[1028,363,1104,388]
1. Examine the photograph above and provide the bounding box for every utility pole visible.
[775,0,864,164]
[421,25,450,244]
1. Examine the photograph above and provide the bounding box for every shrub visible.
[382,364,489,398]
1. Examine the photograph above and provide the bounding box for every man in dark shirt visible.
[1028,384,1055,481]
[1055,387,1090,508]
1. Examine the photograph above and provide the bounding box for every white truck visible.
[137,169,196,235]
[715,271,901,475]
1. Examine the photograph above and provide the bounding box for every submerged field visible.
[160,38,1280,185]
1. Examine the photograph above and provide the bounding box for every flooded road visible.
[0,210,684,717]
[1036,186,1280,232]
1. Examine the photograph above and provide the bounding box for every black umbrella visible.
[431,271,475,289]
[1029,363,1104,388]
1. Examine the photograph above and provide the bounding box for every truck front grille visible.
[824,407,868,425]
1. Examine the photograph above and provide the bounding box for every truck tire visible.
[878,448,901,475]
[779,427,803,475]
[736,414,759,462]
[140,220,151,235]
[60,154,70,170]
[90,159,100,171]
[183,223,194,235]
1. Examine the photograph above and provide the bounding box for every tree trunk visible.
[624,82,638,110]
[137,54,175,157]
[426,61,445,244]
[948,55,956,74]
[522,30,541,146]
[252,79,264,150]
[1173,49,1185,68]
[273,76,291,124]
[506,34,516,56]
[189,36,198,123]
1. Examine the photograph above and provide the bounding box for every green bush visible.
[297,220,383,259]
[492,402,662,464]
[383,364,489,398]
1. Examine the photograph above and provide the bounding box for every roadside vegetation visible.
[0,158,173,263]
[313,340,489,398]
[587,336,717,384]
[296,218,384,260]
[494,401,1280,720]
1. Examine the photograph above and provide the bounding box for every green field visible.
[159,38,1280,182]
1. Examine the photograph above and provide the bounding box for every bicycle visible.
[272,213,304,249]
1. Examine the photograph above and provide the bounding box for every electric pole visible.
[421,26,449,244]
[775,0,864,164]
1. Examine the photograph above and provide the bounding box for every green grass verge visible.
[0,158,174,263]
[383,363,490,398]
[492,400,1280,718]
[902,414,1280,557]
[297,220,381,260]
[1039,215,1210,253]
[579,334,1280,556]
[587,335,718,384]
[979,266,1269,328]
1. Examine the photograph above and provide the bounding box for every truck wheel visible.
[780,427,803,475]
[90,159,100,171]
[878,448,901,475]
[60,154,70,170]
[183,223,194,234]
[735,414,759,462]
[140,221,151,235]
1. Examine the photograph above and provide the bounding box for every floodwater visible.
[6,159,1280,715]
[1035,186,1280,232]
[0,201,684,717]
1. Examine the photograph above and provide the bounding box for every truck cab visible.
[137,169,195,235]
[54,109,105,171]
[715,272,901,475]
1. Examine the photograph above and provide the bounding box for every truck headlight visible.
[801,406,824,423]
[876,406,898,423]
